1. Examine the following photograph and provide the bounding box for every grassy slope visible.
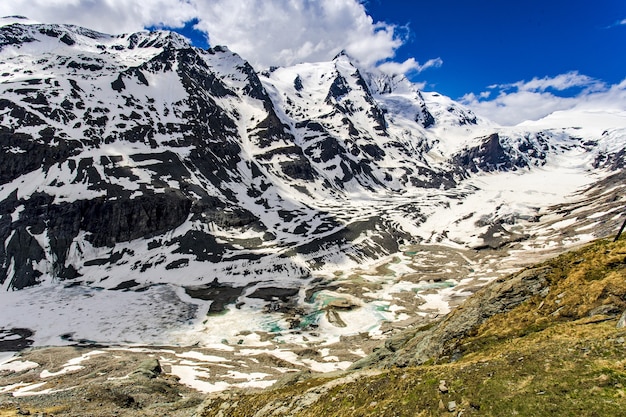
[198,238,626,416]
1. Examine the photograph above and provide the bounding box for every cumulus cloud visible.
[0,0,197,34]
[0,0,440,74]
[461,72,626,126]
[192,0,410,69]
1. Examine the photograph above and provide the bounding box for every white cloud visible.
[461,72,626,126]
[0,0,196,34]
[498,72,606,93]
[377,57,443,76]
[0,0,436,75]
[604,18,626,29]
[191,0,407,69]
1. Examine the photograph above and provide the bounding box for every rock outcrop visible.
[351,266,553,369]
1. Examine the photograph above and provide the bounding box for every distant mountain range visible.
[0,16,624,348]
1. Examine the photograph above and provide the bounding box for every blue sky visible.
[2,0,625,125]
[365,0,626,98]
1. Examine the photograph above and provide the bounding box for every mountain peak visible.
[0,20,193,54]
[0,19,624,363]
[332,49,352,61]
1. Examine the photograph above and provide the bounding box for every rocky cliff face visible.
[0,18,624,335]
[0,20,447,291]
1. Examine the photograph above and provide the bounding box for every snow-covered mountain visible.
[0,17,624,350]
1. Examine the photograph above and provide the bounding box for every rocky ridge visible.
[0,16,625,357]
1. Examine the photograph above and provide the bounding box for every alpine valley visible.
[0,16,625,397]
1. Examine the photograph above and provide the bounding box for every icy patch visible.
[168,364,227,393]
[0,355,38,373]
[0,283,201,347]
[40,350,105,378]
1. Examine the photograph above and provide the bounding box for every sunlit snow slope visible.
[0,17,624,348]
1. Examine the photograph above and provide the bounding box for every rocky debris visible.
[193,368,382,417]
[131,358,162,379]
[0,347,204,417]
[351,266,553,369]
[270,370,312,390]
[0,339,378,416]
[474,221,530,250]
[0,19,624,300]
[438,379,449,394]
[447,400,457,412]
[352,237,626,371]
[0,188,193,289]
[617,310,626,328]
[1,24,626,408]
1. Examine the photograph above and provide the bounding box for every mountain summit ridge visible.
[0,19,624,349]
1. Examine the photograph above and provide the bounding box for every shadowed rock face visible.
[450,132,553,175]
[0,190,193,289]
[0,20,624,299]
[0,118,83,185]
[0,327,34,351]
[452,133,523,173]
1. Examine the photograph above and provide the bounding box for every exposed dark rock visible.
[293,75,304,91]
[325,73,351,104]
[0,24,37,49]
[249,287,299,302]
[447,105,477,125]
[0,328,34,351]
[594,145,626,171]
[59,33,75,46]
[452,133,527,173]
[280,158,316,180]
[170,230,225,262]
[361,143,385,160]
[3,227,46,289]
[165,258,189,270]
[475,223,529,250]
[252,111,296,148]
[110,74,125,92]
[110,280,140,291]
[177,48,235,98]
[184,280,247,314]
[238,61,271,102]
[0,98,45,129]
[82,191,192,247]
[416,92,436,128]
[309,136,346,163]
[0,188,192,288]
